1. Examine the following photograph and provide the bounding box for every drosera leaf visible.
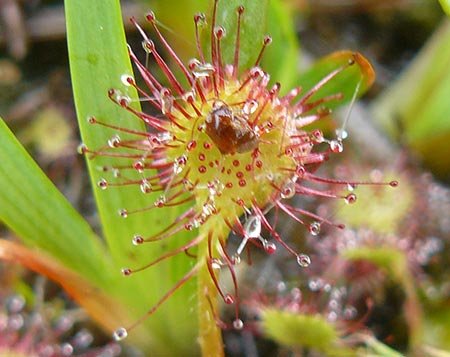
[261,308,344,353]
[0,118,111,286]
[343,246,407,282]
[343,247,423,347]
[297,51,375,110]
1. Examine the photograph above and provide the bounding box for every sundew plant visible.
[8,0,448,356]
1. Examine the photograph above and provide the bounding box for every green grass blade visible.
[215,0,269,73]
[0,119,111,285]
[66,1,198,354]
[262,0,300,91]
[440,0,450,15]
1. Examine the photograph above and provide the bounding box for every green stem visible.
[197,225,225,356]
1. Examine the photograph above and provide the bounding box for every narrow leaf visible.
[0,119,111,285]
[66,1,198,354]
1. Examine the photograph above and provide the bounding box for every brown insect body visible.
[205,104,259,155]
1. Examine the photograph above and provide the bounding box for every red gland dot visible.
[236,198,245,206]
[88,116,96,124]
[255,160,263,168]
[245,164,253,171]
[121,268,132,276]
[237,5,244,14]
[239,179,246,187]
[264,242,277,254]
[199,153,206,161]
[389,180,399,187]
[187,140,197,151]
[233,160,240,167]
[199,165,207,173]
[132,235,144,245]
[146,11,156,22]
[263,35,273,45]
[204,142,212,149]
[345,193,357,204]
[133,161,145,172]
[226,182,233,188]
[236,171,244,178]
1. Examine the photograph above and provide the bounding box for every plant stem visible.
[197,226,225,356]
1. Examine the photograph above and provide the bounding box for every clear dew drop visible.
[160,96,174,115]
[6,295,25,313]
[154,195,166,207]
[77,143,87,154]
[242,100,258,115]
[108,135,121,148]
[210,258,223,270]
[60,343,74,356]
[142,39,154,53]
[280,179,296,199]
[202,202,216,216]
[140,180,152,194]
[113,327,128,341]
[191,62,215,78]
[343,306,358,320]
[121,74,134,86]
[335,128,348,140]
[97,178,108,190]
[173,155,187,174]
[344,193,357,204]
[224,294,235,304]
[244,216,261,238]
[132,235,144,245]
[233,319,244,330]
[232,253,241,265]
[309,221,321,236]
[347,183,357,191]
[297,253,311,267]
[329,140,343,153]
[263,241,277,254]
[157,131,173,143]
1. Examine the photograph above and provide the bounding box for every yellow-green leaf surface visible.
[261,309,343,353]
[440,0,450,15]
[66,0,197,354]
